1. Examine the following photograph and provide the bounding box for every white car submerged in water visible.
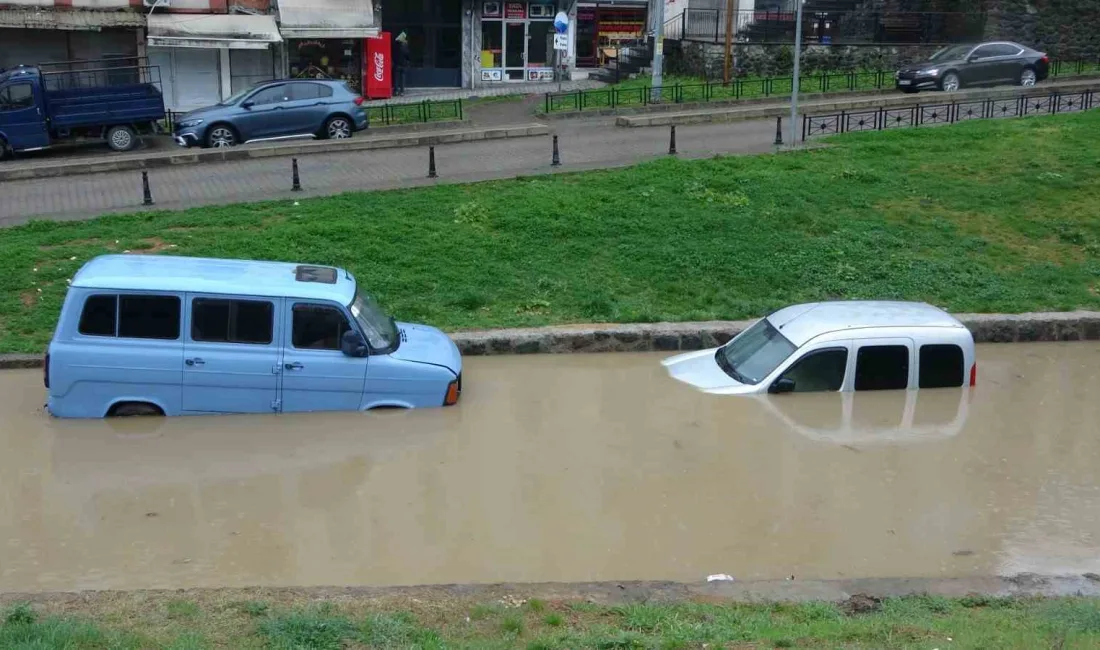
[662,301,977,395]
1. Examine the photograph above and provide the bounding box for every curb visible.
[615,78,1100,127]
[0,123,549,182]
[3,311,1097,368]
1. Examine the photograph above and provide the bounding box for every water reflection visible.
[761,387,971,447]
[0,343,1098,592]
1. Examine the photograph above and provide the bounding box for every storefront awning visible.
[0,8,144,31]
[277,0,379,39]
[147,14,282,50]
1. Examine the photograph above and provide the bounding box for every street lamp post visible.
[650,0,665,101]
[788,0,805,147]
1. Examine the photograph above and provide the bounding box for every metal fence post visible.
[774,116,783,145]
[428,146,438,178]
[291,158,302,192]
[669,125,677,155]
[552,135,561,166]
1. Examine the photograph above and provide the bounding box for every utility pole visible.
[650,0,665,101]
[788,0,804,148]
[723,0,735,84]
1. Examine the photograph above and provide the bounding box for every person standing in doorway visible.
[394,31,410,96]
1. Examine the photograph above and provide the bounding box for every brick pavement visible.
[0,118,782,226]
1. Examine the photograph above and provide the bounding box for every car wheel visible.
[206,125,237,148]
[106,125,137,152]
[325,116,353,140]
[939,72,960,92]
[110,402,164,417]
[1019,67,1037,87]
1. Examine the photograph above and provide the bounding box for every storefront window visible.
[288,39,363,93]
[479,0,556,83]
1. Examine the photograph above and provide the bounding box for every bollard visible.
[668,125,677,155]
[291,158,302,192]
[141,171,154,206]
[551,135,561,167]
[774,116,783,146]
[428,145,438,178]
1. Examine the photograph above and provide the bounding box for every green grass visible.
[6,594,1100,648]
[2,110,1100,353]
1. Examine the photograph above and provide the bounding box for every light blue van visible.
[45,255,462,418]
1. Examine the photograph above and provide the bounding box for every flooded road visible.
[2,342,1099,593]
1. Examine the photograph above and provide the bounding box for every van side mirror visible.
[341,330,369,357]
[769,378,796,395]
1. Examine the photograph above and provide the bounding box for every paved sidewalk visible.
[0,118,781,226]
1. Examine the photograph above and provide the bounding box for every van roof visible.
[766,301,965,346]
[71,255,357,303]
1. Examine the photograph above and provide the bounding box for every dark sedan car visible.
[895,41,1049,93]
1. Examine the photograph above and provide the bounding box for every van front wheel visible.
[109,402,164,417]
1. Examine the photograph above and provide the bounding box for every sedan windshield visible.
[219,87,254,106]
[716,318,797,385]
[929,45,972,61]
[349,290,399,350]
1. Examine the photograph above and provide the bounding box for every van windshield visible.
[715,318,797,385]
[349,290,399,350]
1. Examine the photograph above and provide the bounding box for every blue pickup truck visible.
[0,58,166,160]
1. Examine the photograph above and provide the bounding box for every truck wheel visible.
[0,139,9,161]
[107,125,137,152]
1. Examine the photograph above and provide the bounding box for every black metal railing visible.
[365,99,464,126]
[668,9,988,45]
[801,88,1097,140]
[543,59,1100,113]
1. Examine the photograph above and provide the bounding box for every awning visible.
[277,0,378,39]
[147,13,282,50]
[0,8,144,31]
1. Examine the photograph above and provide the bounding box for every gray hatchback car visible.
[173,79,368,148]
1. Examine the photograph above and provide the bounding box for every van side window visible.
[292,304,351,350]
[78,295,118,336]
[918,344,964,388]
[119,295,181,340]
[192,298,274,344]
[855,345,909,391]
[779,348,848,392]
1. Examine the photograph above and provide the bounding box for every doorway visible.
[504,22,527,81]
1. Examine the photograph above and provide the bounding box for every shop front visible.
[574,0,647,69]
[479,0,560,83]
[145,13,282,112]
[276,0,380,94]
[0,9,142,71]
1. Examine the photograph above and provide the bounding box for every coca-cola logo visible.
[372,52,385,82]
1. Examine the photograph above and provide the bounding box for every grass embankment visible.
[4,592,1100,649]
[2,111,1099,353]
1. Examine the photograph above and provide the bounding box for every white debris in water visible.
[707,574,735,582]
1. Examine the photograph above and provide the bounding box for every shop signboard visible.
[505,2,525,18]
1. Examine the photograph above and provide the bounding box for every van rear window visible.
[76,294,180,340]
[918,344,965,388]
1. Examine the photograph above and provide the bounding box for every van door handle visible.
[185,358,205,366]
[285,362,304,371]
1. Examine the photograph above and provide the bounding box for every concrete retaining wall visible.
[3,311,1097,369]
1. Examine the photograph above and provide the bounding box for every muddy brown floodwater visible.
[2,342,1100,594]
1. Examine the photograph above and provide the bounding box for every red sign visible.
[505,2,525,18]
[363,32,392,100]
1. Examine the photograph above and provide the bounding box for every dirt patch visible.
[840,594,882,615]
[38,238,110,252]
[19,291,36,308]
[131,237,174,254]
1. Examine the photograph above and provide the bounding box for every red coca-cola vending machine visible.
[364,32,393,100]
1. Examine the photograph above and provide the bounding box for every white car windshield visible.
[349,290,399,350]
[716,318,797,385]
